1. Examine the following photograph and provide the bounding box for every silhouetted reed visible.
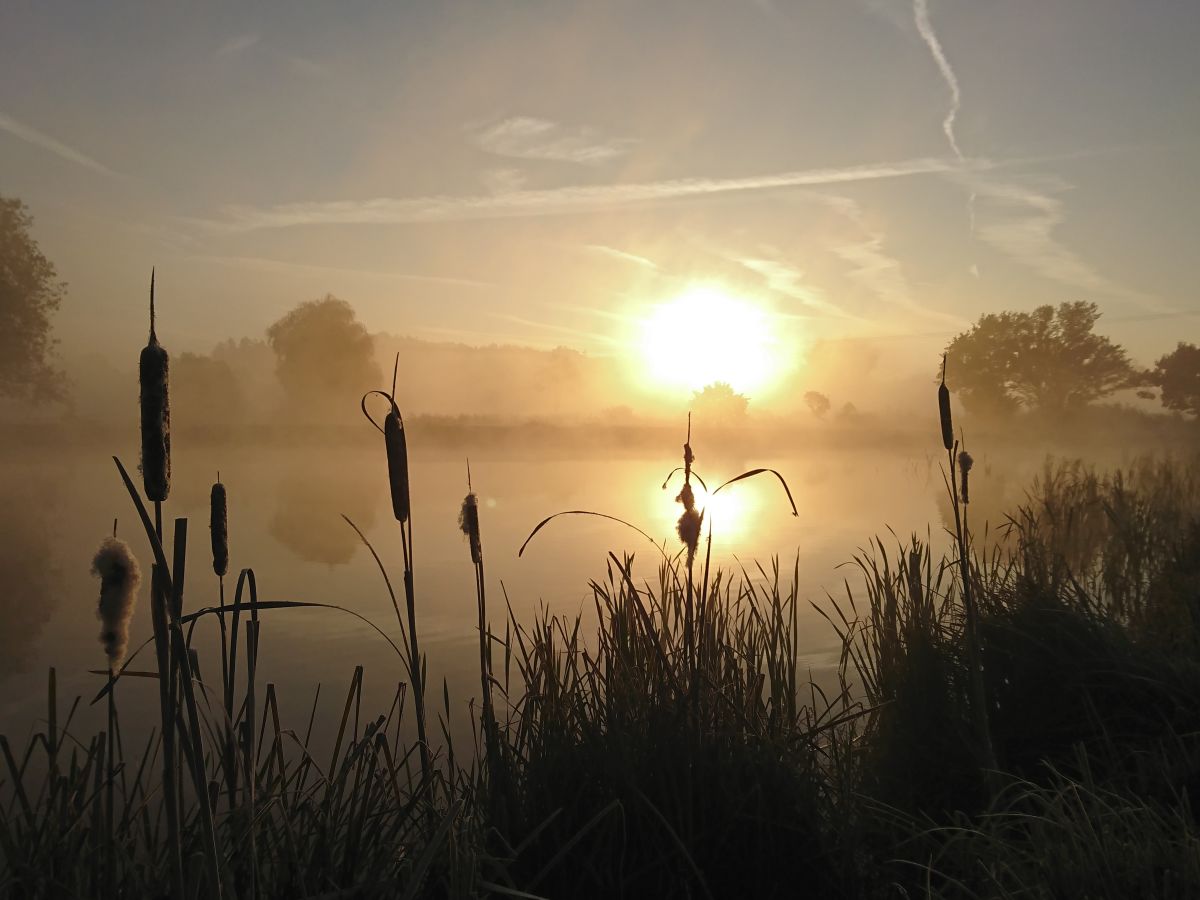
[139,270,170,504]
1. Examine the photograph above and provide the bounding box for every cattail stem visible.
[947,445,998,782]
[400,522,431,787]
[150,503,185,900]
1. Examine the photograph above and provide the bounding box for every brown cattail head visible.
[938,353,954,452]
[383,354,411,524]
[139,269,171,502]
[91,537,142,668]
[385,399,410,524]
[459,492,482,564]
[210,479,228,577]
[958,450,974,504]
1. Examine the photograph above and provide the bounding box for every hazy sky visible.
[2,0,1197,394]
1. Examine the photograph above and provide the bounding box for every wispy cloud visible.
[205,155,979,231]
[585,244,658,270]
[481,167,528,195]
[967,178,1164,308]
[473,116,638,165]
[738,258,856,320]
[825,196,967,327]
[216,33,260,56]
[199,254,491,288]
[496,313,620,346]
[0,112,119,177]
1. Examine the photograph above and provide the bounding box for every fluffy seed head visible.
[385,401,410,524]
[91,537,142,668]
[959,450,974,503]
[676,507,703,565]
[459,492,482,564]
[139,270,171,501]
[210,480,228,577]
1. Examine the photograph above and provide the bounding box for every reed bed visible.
[3,294,1200,898]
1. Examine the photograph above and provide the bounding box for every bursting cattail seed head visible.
[139,270,171,501]
[385,400,411,524]
[91,537,142,668]
[959,450,974,504]
[676,508,703,564]
[459,492,482,564]
[938,354,954,452]
[210,479,228,577]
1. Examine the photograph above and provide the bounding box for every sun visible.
[638,284,778,395]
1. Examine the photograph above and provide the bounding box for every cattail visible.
[91,537,142,668]
[139,269,171,502]
[385,399,410,524]
[938,353,954,451]
[676,508,703,564]
[459,492,482,564]
[959,450,974,504]
[210,479,228,577]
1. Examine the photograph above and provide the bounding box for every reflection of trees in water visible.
[0,472,60,680]
[269,469,378,565]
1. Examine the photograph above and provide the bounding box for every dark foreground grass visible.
[4,453,1200,899]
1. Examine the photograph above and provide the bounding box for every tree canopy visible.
[266,296,381,417]
[804,391,831,419]
[0,197,66,403]
[943,302,1138,417]
[691,382,748,425]
[1155,343,1200,418]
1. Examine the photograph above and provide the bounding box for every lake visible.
[0,431,1058,749]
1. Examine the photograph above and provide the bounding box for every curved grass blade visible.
[712,468,799,516]
[90,600,405,705]
[518,510,665,560]
[661,467,708,492]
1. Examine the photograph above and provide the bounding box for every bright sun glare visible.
[639,284,777,395]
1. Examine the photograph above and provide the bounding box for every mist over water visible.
[1,422,1172,749]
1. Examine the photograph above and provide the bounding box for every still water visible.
[0,436,1029,747]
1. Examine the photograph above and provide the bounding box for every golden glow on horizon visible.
[651,477,752,547]
[638,284,779,395]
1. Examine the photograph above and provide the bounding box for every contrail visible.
[913,0,977,256]
[0,112,120,177]
[913,0,963,161]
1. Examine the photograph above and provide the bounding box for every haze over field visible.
[2,0,1198,424]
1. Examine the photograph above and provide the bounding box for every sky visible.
[2,0,1198,405]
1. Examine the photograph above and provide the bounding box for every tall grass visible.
[3,297,1200,898]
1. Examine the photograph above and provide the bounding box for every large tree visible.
[691,381,749,425]
[1155,342,1200,418]
[266,295,381,417]
[943,302,1137,417]
[0,197,66,402]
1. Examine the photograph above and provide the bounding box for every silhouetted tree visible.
[691,382,749,425]
[944,302,1136,417]
[174,352,245,425]
[804,391,831,419]
[1155,343,1200,418]
[266,295,381,418]
[0,197,66,402]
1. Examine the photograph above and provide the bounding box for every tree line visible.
[3,195,1198,421]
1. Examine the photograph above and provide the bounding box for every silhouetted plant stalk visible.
[675,414,703,669]
[137,269,187,900]
[458,462,498,779]
[91,526,140,899]
[362,355,431,786]
[940,354,998,779]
